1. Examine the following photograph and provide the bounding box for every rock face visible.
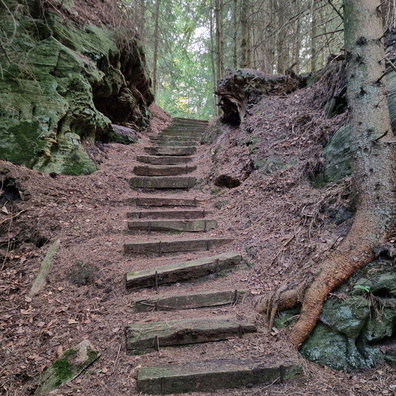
[320,69,396,184]
[318,31,396,184]
[0,0,153,175]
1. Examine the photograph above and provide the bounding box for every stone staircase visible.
[123,117,303,394]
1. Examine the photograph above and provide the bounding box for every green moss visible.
[0,7,152,176]
[52,349,77,382]
[0,121,46,167]
[210,188,222,195]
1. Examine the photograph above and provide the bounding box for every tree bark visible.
[275,0,287,74]
[215,0,225,80]
[209,0,218,115]
[152,0,161,98]
[258,0,396,348]
[241,0,251,68]
[310,0,317,72]
[232,0,239,68]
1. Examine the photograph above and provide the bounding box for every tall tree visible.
[152,0,161,97]
[258,0,396,348]
[214,0,225,79]
[240,0,251,68]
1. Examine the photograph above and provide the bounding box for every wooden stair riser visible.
[129,177,196,190]
[127,209,208,220]
[173,117,208,124]
[125,252,241,290]
[137,360,303,394]
[130,290,245,313]
[150,135,201,142]
[127,219,217,233]
[125,316,256,355]
[159,131,204,137]
[144,147,197,156]
[136,155,194,165]
[149,140,200,147]
[133,165,196,177]
[128,197,199,207]
[124,238,232,257]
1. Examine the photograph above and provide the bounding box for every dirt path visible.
[1,104,395,395]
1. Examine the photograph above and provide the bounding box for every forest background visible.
[129,0,350,119]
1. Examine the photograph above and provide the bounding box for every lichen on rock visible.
[0,0,153,175]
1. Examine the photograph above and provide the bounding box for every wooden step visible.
[130,289,245,312]
[128,196,199,207]
[129,176,196,190]
[160,130,204,137]
[173,117,208,124]
[125,316,256,355]
[173,119,208,125]
[127,209,208,219]
[136,155,194,165]
[133,165,196,176]
[144,146,197,156]
[127,219,217,233]
[123,238,233,257]
[125,252,241,290]
[150,139,199,147]
[137,359,303,394]
[150,135,201,142]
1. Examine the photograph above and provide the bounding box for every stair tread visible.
[144,146,197,156]
[136,155,195,165]
[127,209,208,219]
[126,315,256,354]
[129,176,196,190]
[127,219,217,232]
[130,289,245,312]
[133,164,196,176]
[136,359,303,394]
[128,196,200,207]
[125,251,241,289]
[124,237,233,256]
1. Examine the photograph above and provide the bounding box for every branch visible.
[328,0,344,20]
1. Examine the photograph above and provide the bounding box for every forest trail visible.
[123,118,302,394]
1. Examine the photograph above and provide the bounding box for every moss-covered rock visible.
[0,0,153,175]
[296,259,396,371]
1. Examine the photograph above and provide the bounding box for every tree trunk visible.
[215,0,225,80]
[310,0,317,72]
[275,0,286,74]
[241,0,251,68]
[257,0,396,348]
[209,0,218,115]
[152,0,161,98]
[136,0,146,37]
[293,1,301,74]
[232,0,238,68]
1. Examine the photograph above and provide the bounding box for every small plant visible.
[353,284,371,294]
[210,187,222,195]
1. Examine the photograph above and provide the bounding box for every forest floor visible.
[1,85,396,396]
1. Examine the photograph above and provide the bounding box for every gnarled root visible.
[256,281,307,332]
